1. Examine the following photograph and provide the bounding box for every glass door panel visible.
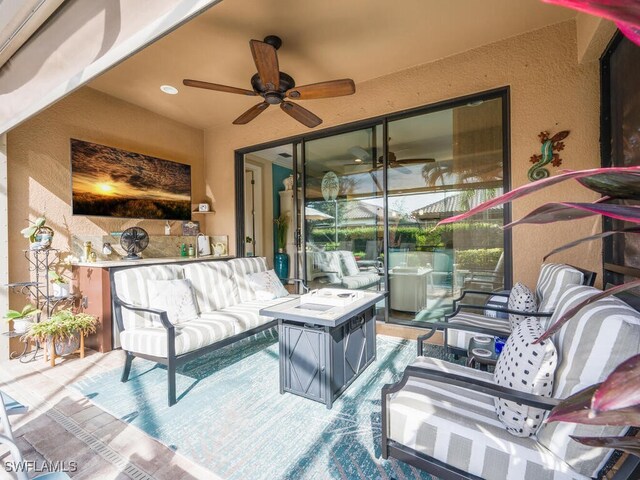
[386,97,505,323]
[304,126,383,293]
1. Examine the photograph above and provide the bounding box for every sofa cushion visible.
[340,272,379,290]
[339,251,360,276]
[229,257,268,302]
[493,318,557,437]
[446,312,511,351]
[113,264,184,329]
[119,315,237,357]
[507,282,537,330]
[147,278,199,325]
[219,297,292,333]
[247,269,289,300]
[183,261,238,311]
[536,264,584,313]
[536,285,640,478]
[387,357,586,480]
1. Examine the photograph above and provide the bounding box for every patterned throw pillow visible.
[147,279,199,325]
[493,318,557,437]
[507,282,537,330]
[247,269,289,301]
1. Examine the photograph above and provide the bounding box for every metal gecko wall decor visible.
[528,130,570,181]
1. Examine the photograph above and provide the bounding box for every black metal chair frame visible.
[381,366,640,480]
[431,265,597,357]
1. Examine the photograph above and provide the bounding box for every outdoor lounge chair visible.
[382,285,640,480]
[441,263,596,356]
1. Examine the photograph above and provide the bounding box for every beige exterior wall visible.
[205,20,606,288]
[5,87,205,355]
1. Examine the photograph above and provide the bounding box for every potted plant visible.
[23,309,97,366]
[274,215,289,280]
[3,304,40,334]
[20,216,53,250]
[48,270,70,298]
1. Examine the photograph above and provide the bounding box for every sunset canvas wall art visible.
[71,139,191,220]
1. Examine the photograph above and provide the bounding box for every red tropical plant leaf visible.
[536,280,640,342]
[543,227,640,260]
[541,1,640,29]
[579,172,640,199]
[569,435,640,456]
[504,203,640,228]
[437,167,640,225]
[547,384,640,425]
[592,354,640,414]
[618,21,640,46]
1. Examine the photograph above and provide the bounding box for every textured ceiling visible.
[88,0,575,130]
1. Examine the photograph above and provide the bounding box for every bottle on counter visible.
[188,244,195,257]
[83,241,92,262]
[180,243,187,257]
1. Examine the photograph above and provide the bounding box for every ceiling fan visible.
[349,146,434,174]
[183,35,355,128]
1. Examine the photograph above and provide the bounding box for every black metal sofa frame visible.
[110,262,306,406]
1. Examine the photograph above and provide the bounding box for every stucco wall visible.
[6,87,205,350]
[204,20,605,288]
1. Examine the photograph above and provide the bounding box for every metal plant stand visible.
[3,249,75,362]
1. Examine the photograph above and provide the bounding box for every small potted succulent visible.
[48,270,70,298]
[21,216,54,250]
[3,304,40,334]
[23,309,97,364]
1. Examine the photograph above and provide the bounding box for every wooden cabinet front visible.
[73,266,112,352]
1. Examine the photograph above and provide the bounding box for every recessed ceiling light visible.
[354,158,363,164]
[160,85,178,95]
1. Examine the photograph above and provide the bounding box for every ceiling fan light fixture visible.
[160,85,179,95]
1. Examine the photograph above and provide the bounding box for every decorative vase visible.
[274,250,289,281]
[48,333,80,357]
[52,282,70,298]
[12,319,31,334]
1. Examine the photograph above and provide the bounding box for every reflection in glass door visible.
[303,127,384,298]
[386,97,505,323]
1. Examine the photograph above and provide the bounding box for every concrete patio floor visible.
[0,348,222,480]
[0,325,441,479]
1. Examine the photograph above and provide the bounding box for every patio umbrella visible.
[305,206,333,221]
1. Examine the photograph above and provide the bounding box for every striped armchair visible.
[442,263,596,356]
[382,285,640,480]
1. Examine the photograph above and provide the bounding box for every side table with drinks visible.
[466,335,507,370]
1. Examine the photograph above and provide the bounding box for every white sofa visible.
[111,257,296,406]
[308,250,380,290]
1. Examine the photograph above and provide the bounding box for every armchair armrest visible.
[456,303,553,318]
[383,364,560,410]
[417,321,509,355]
[113,296,173,330]
[282,277,310,293]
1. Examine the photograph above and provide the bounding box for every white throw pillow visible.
[147,279,199,325]
[247,269,289,301]
[493,318,557,437]
[507,282,537,330]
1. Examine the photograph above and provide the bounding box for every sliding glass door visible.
[303,126,384,293]
[237,89,509,323]
[386,97,505,323]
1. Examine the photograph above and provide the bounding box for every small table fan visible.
[120,227,149,260]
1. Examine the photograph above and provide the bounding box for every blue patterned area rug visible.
[73,331,452,480]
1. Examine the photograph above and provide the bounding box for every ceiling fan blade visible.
[286,79,355,100]
[233,102,269,125]
[396,158,436,164]
[183,79,256,96]
[280,101,322,128]
[250,39,280,91]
